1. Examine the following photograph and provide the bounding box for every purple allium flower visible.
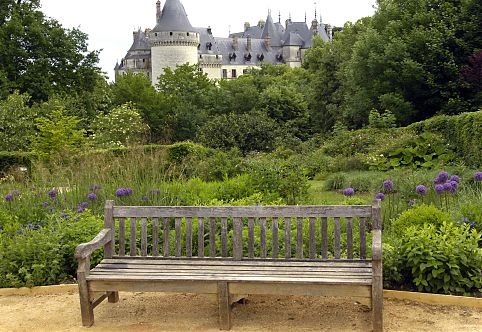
[87,192,97,201]
[43,202,49,208]
[343,188,355,197]
[448,181,458,193]
[408,200,415,207]
[375,192,385,201]
[77,207,85,213]
[151,189,161,195]
[383,180,393,191]
[5,194,13,202]
[443,182,453,192]
[126,188,133,196]
[450,175,460,183]
[115,188,127,197]
[416,185,427,196]
[435,184,444,194]
[474,171,482,182]
[437,171,449,183]
[48,207,55,212]
[48,189,58,199]
[80,202,89,209]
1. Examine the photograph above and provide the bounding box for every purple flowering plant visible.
[343,188,355,197]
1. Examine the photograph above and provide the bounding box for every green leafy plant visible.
[391,204,453,237]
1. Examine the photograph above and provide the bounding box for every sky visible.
[39,0,376,81]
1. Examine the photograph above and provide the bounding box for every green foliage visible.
[392,205,453,237]
[0,151,35,175]
[382,241,404,289]
[31,108,86,159]
[91,103,150,148]
[400,222,482,295]
[407,111,482,167]
[368,109,397,129]
[0,211,103,288]
[0,92,38,151]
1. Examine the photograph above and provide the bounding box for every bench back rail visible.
[103,201,381,261]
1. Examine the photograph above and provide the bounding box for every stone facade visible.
[115,0,332,84]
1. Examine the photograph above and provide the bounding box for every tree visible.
[0,0,102,102]
[0,92,37,151]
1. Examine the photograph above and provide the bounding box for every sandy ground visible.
[0,292,481,332]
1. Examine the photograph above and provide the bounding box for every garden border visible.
[1,286,480,309]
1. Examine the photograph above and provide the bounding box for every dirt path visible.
[0,292,481,331]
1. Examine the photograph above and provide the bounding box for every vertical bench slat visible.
[334,217,341,259]
[309,217,316,259]
[233,217,243,260]
[152,218,159,257]
[284,217,291,259]
[175,217,181,257]
[272,217,279,259]
[130,218,136,257]
[296,217,303,259]
[163,217,170,257]
[186,217,193,257]
[321,217,328,259]
[221,217,228,258]
[248,217,255,259]
[141,218,147,257]
[360,217,367,259]
[210,217,216,257]
[119,218,126,257]
[104,201,114,259]
[198,217,204,258]
[260,217,267,259]
[347,217,353,259]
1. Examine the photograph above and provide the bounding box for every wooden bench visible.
[75,200,383,331]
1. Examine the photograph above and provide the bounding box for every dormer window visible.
[187,32,190,36]
[170,32,173,36]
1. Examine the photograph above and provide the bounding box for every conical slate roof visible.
[152,0,193,32]
[261,11,282,46]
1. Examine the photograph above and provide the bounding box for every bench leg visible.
[217,282,232,330]
[78,274,94,327]
[372,265,383,331]
[108,291,119,303]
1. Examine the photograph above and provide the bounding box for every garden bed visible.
[1,290,481,331]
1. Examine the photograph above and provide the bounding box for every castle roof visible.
[261,12,282,47]
[152,0,193,32]
[129,30,149,51]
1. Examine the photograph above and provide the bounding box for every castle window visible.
[243,69,248,74]
[232,69,237,78]
[222,69,227,78]
[187,32,190,36]
[155,33,158,37]
[170,32,173,36]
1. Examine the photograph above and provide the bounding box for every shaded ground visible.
[0,292,481,331]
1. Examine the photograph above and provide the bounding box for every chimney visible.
[207,26,212,35]
[133,30,139,41]
[258,20,265,29]
[326,24,333,40]
[246,35,252,51]
[156,1,161,23]
[232,36,238,50]
[285,18,292,29]
[244,22,250,31]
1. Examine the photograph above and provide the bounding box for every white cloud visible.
[39,0,375,81]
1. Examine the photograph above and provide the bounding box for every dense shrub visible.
[400,222,482,295]
[391,205,453,236]
[0,151,35,176]
[0,211,102,288]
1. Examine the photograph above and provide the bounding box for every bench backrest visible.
[103,201,381,261]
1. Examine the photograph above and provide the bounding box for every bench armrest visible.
[371,229,382,261]
[75,228,112,259]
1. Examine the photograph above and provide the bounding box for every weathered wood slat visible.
[260,217,267,259]
[130,218,136,257]
[248,217,255,259]
[296,217,303,259]
[163,217,170,257]
[118,218,126,257]
[152,218,159,257]
[309,217,316,259]
[347,217,353,259]
[233,217,242,260]
[321,217,328,259]
[198,217,204,258]
[221,217,228,258]
[285,217,291,259]
[175,217,181,257]
[209,217,216,258]
[141,218,147,257]
[334,217,341,259]
[360,217,367,259]
[272,217,279,259]
[104,201,115,259]
[186,217,192,257]
[113,205,373,218]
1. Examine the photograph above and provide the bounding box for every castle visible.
[114,0,332,84]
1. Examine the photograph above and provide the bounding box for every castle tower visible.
[149,0,200,85]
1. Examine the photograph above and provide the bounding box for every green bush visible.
[0,151,35,175]
[0,211,103,288]
[391,205,453,236]
[400,222,482,295]
[382,241,403,289]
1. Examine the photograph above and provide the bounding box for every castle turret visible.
[149,0,200,85]
[156,1,161,23]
